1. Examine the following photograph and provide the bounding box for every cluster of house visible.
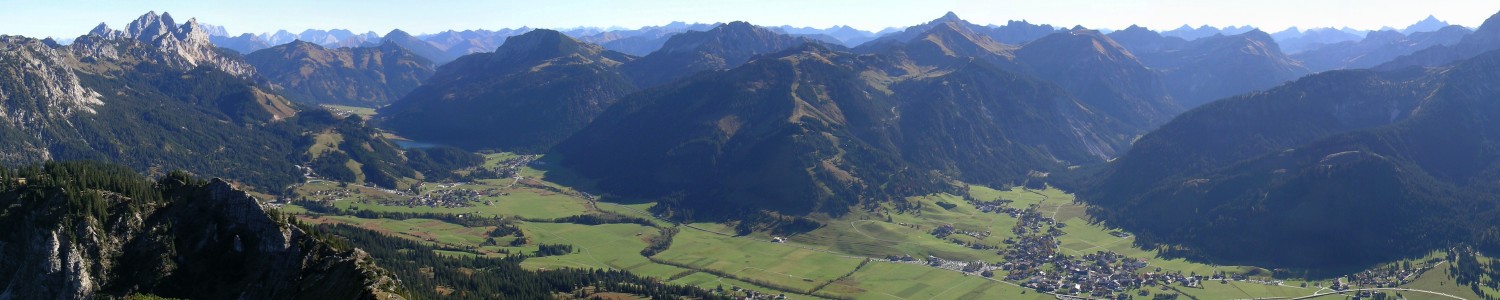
[1342,265,1428,289]
[301,188,358,202]
[928,224,997,250]
[396,188,485,208]
[966,198,1013,213]
[719,285,787,300]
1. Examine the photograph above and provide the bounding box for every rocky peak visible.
[82,11,255,77]
[933,11,964,24]
[383,29,416,41]
[122,11,175,42]
[177,17,212,45]
[1403,14,1453,34]
[87,23,121,39]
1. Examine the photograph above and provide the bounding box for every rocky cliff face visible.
[0,36,103,129]
[0,166,403,300]
[81,11,256,77]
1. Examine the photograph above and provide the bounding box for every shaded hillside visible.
[554,43,1128,220]
[0,162,402,299]
[1083,50,1500,268]
[379,29,637,153]
[247,40,436,106]
[1016,29,1181,130]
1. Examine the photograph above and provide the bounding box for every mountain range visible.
[548,14,1161,221]
[1083,10,1500,268]
[0,11,439,191]
[1294,25,1471,72]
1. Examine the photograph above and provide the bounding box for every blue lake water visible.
[392,140,445,149]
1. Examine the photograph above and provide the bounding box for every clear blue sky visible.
[2,0,1498,38]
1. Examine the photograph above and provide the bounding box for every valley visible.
[279,149,1468,299]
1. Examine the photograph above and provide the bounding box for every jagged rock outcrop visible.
[79,11,256,77]
[0,163,403,299]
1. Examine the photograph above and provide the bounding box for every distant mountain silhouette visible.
[1295,26,1470,72]
[1379,10,1500,69]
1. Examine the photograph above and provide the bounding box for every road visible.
[1235,287,1468,300]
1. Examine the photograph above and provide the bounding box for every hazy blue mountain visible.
[259,29,298,45]
[620,21,831,87]
[1295,26,1471,71]
[1106,25,1189,56]
[1135,30,1309,108]
[576,22,717,56]
[423,28,532,57]
[210,33,271,54]
[382,29,457,64]
[986,20,1064,45]
[769,25,879,46]
[1274,27,1365,53]
[1160,25,1255,40]
[1379,10,1500,69]
[1403,15,1453,34]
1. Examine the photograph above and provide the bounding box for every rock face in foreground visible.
[0,162,402,299]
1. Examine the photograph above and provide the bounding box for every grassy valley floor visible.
[278,152,1486,300]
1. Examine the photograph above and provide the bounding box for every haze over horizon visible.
[3,0,1499,39]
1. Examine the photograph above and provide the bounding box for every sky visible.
[1,0,1498,39]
